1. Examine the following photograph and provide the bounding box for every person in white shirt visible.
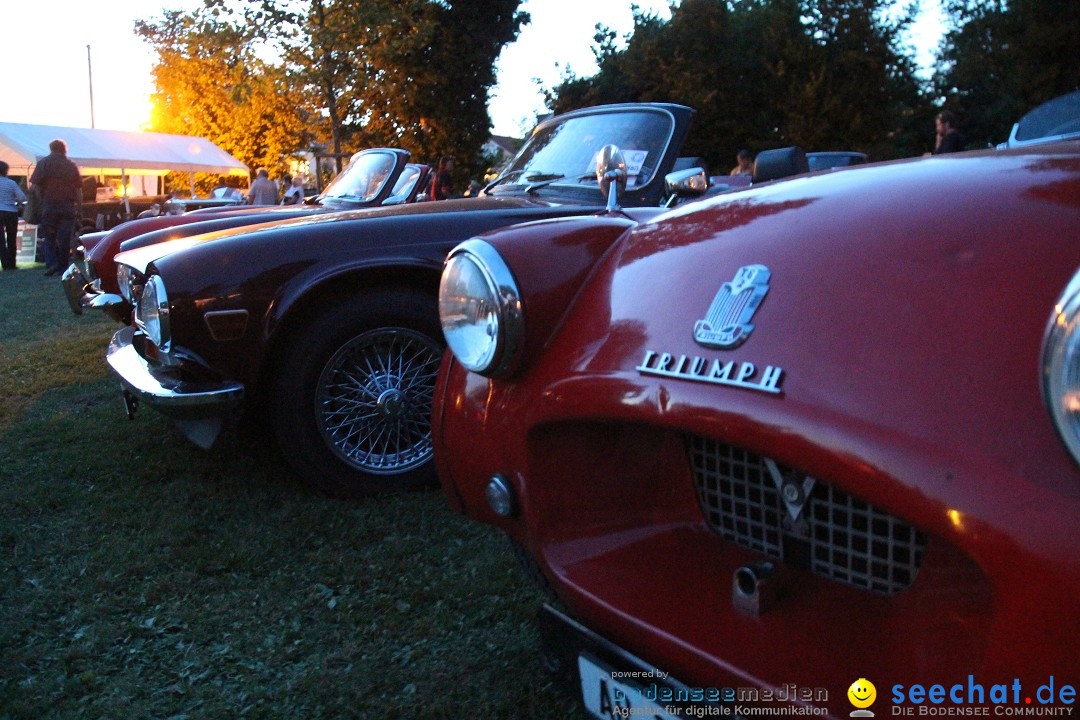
[0,161,28,270]
[282,176,305,205]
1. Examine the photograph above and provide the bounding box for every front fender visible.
[471,213,648,372]
[265,253,446,342]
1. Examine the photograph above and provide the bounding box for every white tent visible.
[0,122,249,178]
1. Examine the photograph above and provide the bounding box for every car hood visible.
[547,143,1080,497]
[114,194,587,273]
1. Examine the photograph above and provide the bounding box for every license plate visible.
[578,654,681,719]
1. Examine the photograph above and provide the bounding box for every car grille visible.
[688,436,926,595]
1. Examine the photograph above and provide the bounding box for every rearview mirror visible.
[595,144,627,213]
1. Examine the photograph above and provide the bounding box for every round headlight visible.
[136,274,171,352]
[117,263,136,303]
[1043,268,1080,465]
[439,239,522,376]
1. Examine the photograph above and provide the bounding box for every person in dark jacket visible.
[429,155,454,201]
[933,111,968,154]
[29,139,81,275]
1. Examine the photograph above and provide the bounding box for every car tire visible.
[270,289,444,498]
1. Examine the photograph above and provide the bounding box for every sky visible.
[4,0,945,140]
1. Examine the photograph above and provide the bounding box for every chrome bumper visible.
[106,326,245,447]
[62,263,127,321]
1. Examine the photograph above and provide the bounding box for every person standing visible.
[933,111,967,154]
[429,155,455,201]
[281,175,305,205]
[247,168,279,205]
[0,162,28,271]
[29,139,81,275]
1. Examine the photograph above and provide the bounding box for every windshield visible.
[1010,90,1080,145]
[385,165,423,204]
[322,151,397,202]
[489,109,675,193]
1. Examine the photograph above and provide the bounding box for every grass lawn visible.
[0,266,581,719]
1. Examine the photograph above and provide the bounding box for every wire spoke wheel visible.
[315,328,442,475]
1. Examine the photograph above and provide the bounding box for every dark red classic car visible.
[63,148,430,320]
[105,104,752,498]
[433,95,1080,717]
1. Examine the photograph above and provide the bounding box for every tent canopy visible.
[0,122,249,177]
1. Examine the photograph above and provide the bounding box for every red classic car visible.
[62,148,430,321]
[432,95,1080,717]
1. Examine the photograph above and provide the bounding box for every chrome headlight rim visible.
[117,263,136,303]
[439,238,524,377]
[1042,268,1080,466]
[136,274,172,353]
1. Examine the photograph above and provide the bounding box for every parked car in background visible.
[63,148,430,320]
[155,188,248,215]
[103,103,755,498]
[432,96,1080,717]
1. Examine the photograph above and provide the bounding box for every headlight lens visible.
[117,263,139,303]
[1043,268,1080,465]
[439,239,523,376]
[136,275,171,352]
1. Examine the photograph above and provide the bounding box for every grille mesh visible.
[688,436,925,594]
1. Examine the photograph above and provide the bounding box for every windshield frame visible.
[384,164,427,205]
[487,105,680,199]
[1005,90,1080,147]
[319,149,403,207]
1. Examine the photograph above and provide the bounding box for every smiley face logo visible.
[848,678,877,710]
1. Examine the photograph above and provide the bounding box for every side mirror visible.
[663,167,709,208]
[595,144,627,213]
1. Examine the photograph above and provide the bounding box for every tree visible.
[789,0,927,157]
[137,7,313,188]
[380,0,528,176]
[545,0,928,169]
[233,0,433,173]
[934,0,1080,148]
[140,1,527,188]
[226,0,527,182]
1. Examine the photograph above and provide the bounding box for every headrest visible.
[752,147,808,183]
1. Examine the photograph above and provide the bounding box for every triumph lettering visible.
[637,349,784,395]
[711,360,734,381]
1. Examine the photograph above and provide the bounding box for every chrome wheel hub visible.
[377,388,406,419]
[315,328,442,475]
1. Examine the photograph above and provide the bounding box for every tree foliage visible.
[546,0,929,170]
[934,0,1080,148]
[139,1,526,186]
[137,8,312,184]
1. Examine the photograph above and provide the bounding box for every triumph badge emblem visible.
[694,265,771,349]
